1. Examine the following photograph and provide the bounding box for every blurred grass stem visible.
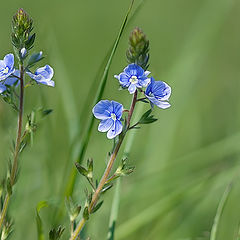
[70,91,138,240]
[0,65,25,230]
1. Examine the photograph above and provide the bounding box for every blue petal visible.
[26,65,55,87]
[145,77,154,95]
[152,81,171,100]
[92,100,113,120]
[117,73,130,87]
[124,64,144,77]
[146,96,171,109]
[137,77,150,88]
[98,118,114,132]
[128,84,137,94]
[5,70,20,86]
[111,101,123,119]
[4,54,14,69]
[0,83,6,94]
[107,120,123,139]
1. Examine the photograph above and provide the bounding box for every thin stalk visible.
[69,91,138,240]
[0,65,24,230]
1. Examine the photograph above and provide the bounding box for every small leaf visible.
[91,201,104,214]
[27,51,43,68]
[42,109,53,117]
[75,163,88,177]
[49,226,65,240]
[6,178,12,196]
[101,184,113,194]
[25,33,36,49]
[83,206,89,220]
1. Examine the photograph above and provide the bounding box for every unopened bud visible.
[126,27,150,70]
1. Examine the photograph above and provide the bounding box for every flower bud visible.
[12,9,34,51]
[126,27,150,70]
[20,48,27,58]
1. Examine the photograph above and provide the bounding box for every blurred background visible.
[0,0,240,239]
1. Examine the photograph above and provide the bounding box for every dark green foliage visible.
[49,226,65,240]
[83,207,89,220]
[138,109,157,124]
[91,200,104,214]
[27,52,44,68]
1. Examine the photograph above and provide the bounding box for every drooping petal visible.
[5,70,20,86]
[152,81,171,100]
[92,100,113,120]
[3,54,14,70]
[107,120,123,139]
[124,63,144,77]
[26,65,55,87]
[111,101,123,119]
[146,95,171,109]
[0,82,6,94]
[128,83,137,94]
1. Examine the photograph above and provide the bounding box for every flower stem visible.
[69,91,138,240]
[0,65,24,230]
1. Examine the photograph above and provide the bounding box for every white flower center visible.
[2,67,9,74]
[111,113,117,121]
[130,76,138,84]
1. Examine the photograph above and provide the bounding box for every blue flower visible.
[92,100,123,139]
[0,70,20,94]
[145,77,171,109]
[26,65,54,87]
[0,54,15,81]
[114,63,150,94]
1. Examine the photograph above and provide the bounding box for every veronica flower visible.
[26,65,54,87]
[145,77,171,109]
[0,54,15,81]
[114,63,150,94]
[92,100,123,139]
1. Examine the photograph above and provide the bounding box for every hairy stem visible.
[69,91,138,240]
[0,65,24,230]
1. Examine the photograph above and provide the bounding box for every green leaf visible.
[91,201,104,214]
[36,201,48,240]
[83,206,89,220]
[75,163,88,177]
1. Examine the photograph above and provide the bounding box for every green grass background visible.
[1,0,240,239]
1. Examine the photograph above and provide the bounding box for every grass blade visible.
[210,183,232,240]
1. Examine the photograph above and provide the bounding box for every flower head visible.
[92,100,123,139]
[26,65,54,87]
[145,77,171,109]
[114,63,150,94]
[0,54,15,81]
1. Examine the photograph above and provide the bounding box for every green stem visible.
[69,91,138,240]
[0,65,24,230]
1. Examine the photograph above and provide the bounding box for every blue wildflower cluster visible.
[93,62,171,139]
[0,52,54,95]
